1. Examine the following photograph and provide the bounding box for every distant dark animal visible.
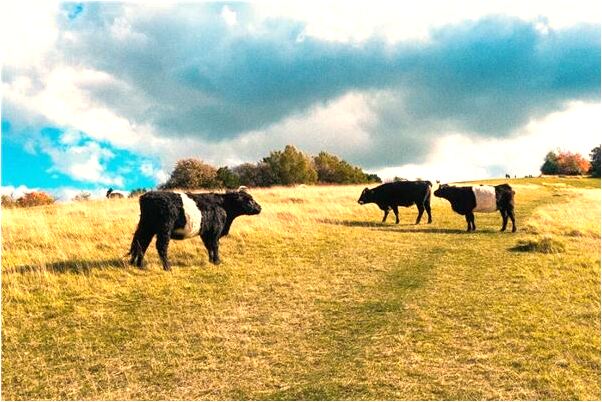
[106,188,126,199]
[358,181,433,224]
[505,174,511,179]
[434,184,516,232]
[128,190,261,270]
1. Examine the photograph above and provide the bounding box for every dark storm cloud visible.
[47,3,601,166]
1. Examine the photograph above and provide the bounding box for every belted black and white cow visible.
[358,181,433,224]
[434,184,516,232]
[128,190,261,270]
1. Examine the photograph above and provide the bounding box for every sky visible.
[1,1,600,200]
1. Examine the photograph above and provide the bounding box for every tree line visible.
[540,146,600,177]
[159,145,381,190]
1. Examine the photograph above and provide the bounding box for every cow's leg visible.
[464,214,472,231]
[425,198,433,224]
[466,212,476,231]
[155,229,172,271]
[201,233,214,263]
[500,209,508,232]
[392,206,400,224]
[415,204,425,225]
[129,221,154,268]
[508,208,517,232]
[211,237,221,265]
[135,230,155,268]
[381,207,390,223]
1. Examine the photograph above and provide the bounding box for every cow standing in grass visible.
[434,184,516,232]
[128,190,261,270]
[357,181,433,224]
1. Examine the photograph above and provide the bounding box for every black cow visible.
[128,190,261,270]
[358,181,433,224]
[433,183,516,232]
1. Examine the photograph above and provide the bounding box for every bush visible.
[1,195,16,208]
[160,158,219,189]
[233,162,278,187]
[129,188,148,198]
[314,151,371,184]
[541,150,590,176]
[15,191,55,208]
[364,173,382,183]
[216,166,241,189]
[540,151,559,175]
[556,151,590,175]
[263,145,317,185]
[73,191,92,201]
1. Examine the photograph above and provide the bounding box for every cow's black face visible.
[236,191,262,215]
[358,188,374,205]
[434,185,450,199]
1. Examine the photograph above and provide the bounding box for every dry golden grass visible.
[1,177,600,400]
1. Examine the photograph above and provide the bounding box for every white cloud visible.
[375,101,601,182]
[2,2,598,190]
[0,185,38,199]
[51,187,109,202]
[221,5,238,27]
[3,66,157,149]
[40,139,125,186]
[140,162,168,184]
[256,0,601,43]
[0,1,60,67]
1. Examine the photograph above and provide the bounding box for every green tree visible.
[314,151,371,184]
[263,145,317,185]
[160,158,219,189]
[589,146,601,178]
[233,162,278,187]
[540,151,559,175]
[364,173,382,183]
[216,166,240,189]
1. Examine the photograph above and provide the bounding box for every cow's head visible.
[358,187,374,205]
[225,190,262,215]
[433,184,451,198]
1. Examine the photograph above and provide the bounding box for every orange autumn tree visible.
[556,151,591,175]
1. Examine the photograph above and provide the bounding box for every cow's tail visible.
[424,181,433,203]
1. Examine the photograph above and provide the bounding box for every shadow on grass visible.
[323,219,467,234]
[7,258,128,275]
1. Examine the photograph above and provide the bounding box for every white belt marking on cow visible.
[173,192,203,238]
[472,186,497,212]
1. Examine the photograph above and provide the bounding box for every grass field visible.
[2,176,600,400]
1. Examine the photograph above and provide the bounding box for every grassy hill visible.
[2,176,600,399]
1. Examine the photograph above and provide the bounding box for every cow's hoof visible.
[427,220,432,224]
[512,228,517,233]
